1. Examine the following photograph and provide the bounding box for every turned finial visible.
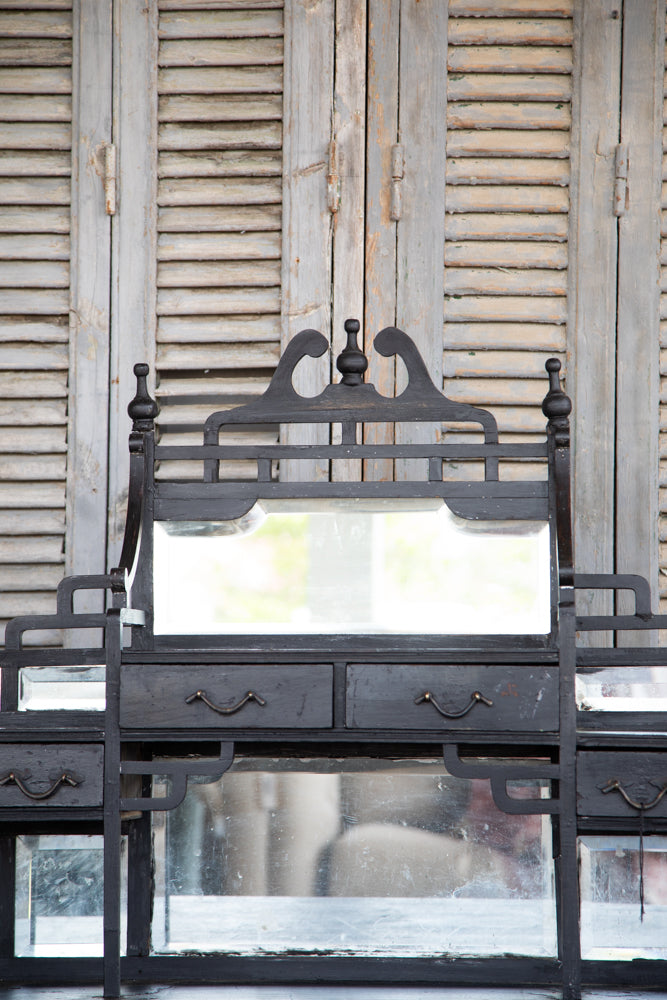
[128,362,158,430]
[542,358,572,421]
[336,319,368,386]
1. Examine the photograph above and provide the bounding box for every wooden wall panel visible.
[444,1,572,461]
[155,1,284,474]
[0,1,73,645]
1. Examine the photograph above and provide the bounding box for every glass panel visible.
[18,666,105,711]
[576,667,667,713]
[152,756,556,957]
[14,834,126,956]
[154,500,550,635]
[580,836,667,959]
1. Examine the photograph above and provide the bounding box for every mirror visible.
[154,500,550,635]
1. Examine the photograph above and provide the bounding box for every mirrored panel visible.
[17,665,105,712]
[154,501,550,635]
[577,667,667,713]
[151,756,556,957]
[14,834,127,956]
[580,835,667,959]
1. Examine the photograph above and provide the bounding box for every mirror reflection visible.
[154,500,550,635]
[152,756,556,958]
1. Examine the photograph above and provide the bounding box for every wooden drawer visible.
[346,664,559,731]
[0,744,103,808]
[577,751,667,818]
[121,663,333,729]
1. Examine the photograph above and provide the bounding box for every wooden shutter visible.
[443,0,571,482]
[0,2,72,643]
[154,1,284,481]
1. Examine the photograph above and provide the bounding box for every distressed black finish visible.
[2,322,667,999]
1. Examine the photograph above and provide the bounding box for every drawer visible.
[346,664,559,731]
[577,751,667,818]
[0,744,103,808]
[121,663,333,729]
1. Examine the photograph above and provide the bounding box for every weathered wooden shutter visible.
[0,2,73,643]
[660,5,667,611]
[443,0,571,481]
[154,1,284,481]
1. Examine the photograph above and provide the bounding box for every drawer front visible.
[578,751,667,818]
[346,664,558,731]
[121,663,333,729]
[0,744,103,808]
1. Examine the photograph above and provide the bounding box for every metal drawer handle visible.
[602,778,667,813]
[0,770,80,801]
[185,689,267,715]
[414,690,493,719]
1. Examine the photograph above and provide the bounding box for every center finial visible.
[336,318,368,386]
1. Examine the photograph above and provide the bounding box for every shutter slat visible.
[158,176,281,205]
[0,343,68,369]
[448,101,570,130]
[445,267,566,295]
[445,240,567,268]
[0,509,64,534]
[448,17,573,45]
[0,289,69,313]
[443,377,550,405]
[0,207,69,233]
[448,1,572,16]
[0,261,68,288]
[159,93,282,122]
[158,231,280,259]
[159,150,281,177]
[445,212,568,240]
[447,129,569,157]
[0,11,72,36]
[0,122,70,150]
[157,341,280,368]
[444,349,564,378]
[159,204,281,231]
[0,67,71,93]
[445,322,565,351]
[157,286,280,315]
[158,10,283,38]
[448,45,572,74]
[159,66,282,91]
[158,313,280,342]
[0,233,69,259]
[448,73,571,101]
[0,399,66,425]
[158,121,281,150]
[157,260,280,287]
[447,157,569,185]
[0,318,68,342]
[0,564,65,590]
[446,185,568,212]
[0,94,71,121]
[159,37,282,67]
[444,294,567,323]
[0,38,71,66]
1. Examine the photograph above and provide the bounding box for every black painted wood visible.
[120,663,334,729]
[0,744,103,807]
[3,327,667,1000]
[346,663,559,731]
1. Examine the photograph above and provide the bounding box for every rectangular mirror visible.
[154,500,551,635]
[151,755,556,958]
[580,836,667,959]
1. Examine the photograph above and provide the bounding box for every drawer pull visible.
[185,689,267,715]
[0,770,80,801]
[601,777,667,813]
[414,690,493,719]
